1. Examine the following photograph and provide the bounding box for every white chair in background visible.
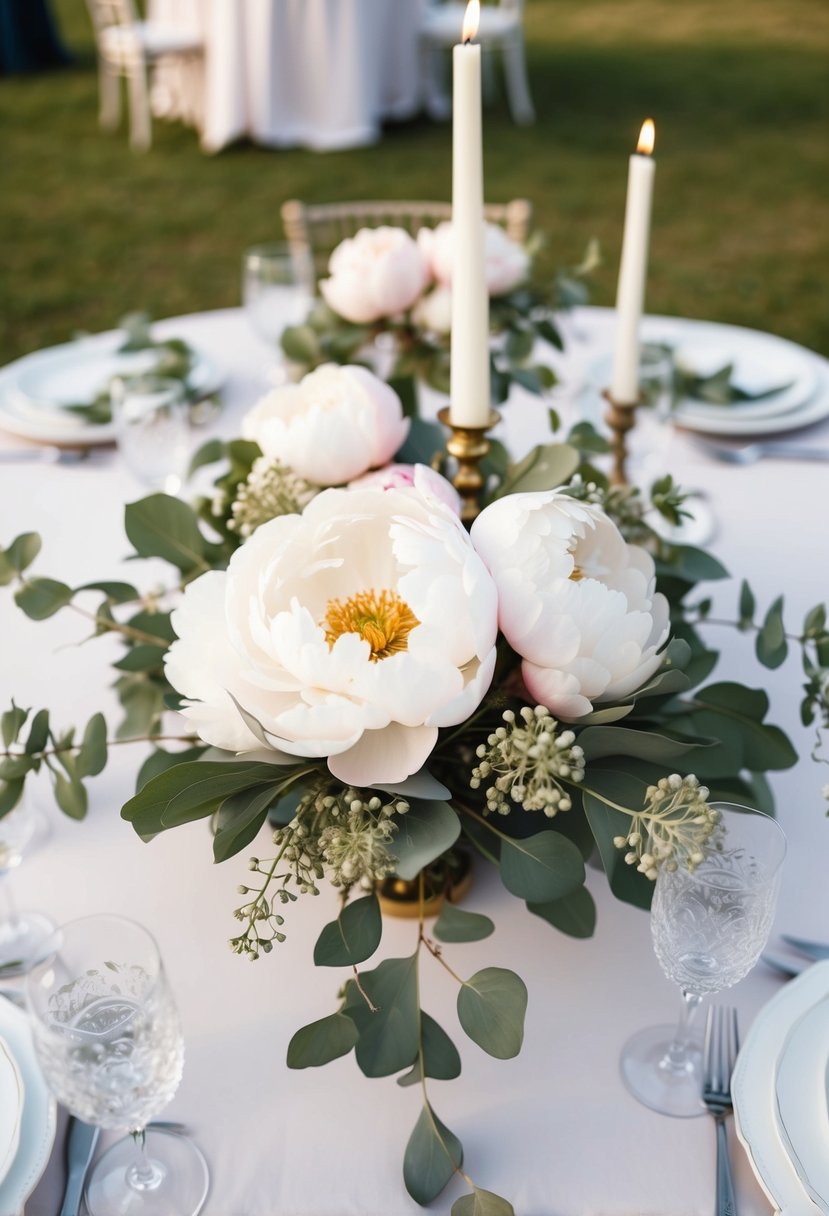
[419,0,536,126]
[84,0,202,150]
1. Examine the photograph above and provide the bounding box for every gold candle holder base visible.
[437,406,501,524]
[377,851,473,919]
[602,389,643,487]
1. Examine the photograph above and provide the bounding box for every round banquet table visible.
[2,306,829,1216]
[148,0,424,152]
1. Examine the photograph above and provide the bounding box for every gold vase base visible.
[377,851,473,919]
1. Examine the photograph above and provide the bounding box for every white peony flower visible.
[418,222,530,297]
[348,463,462,515]
[471,490,670,720]
[319,227,430,323]
[242,364,409,487]
[165,487,498,786]
[411,284,453,335]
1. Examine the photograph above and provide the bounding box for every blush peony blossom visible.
[348,463,462,515]
[319,227,430,323]
[410,284,453,335]
[164,487,498,786]
[418,222,531,297]
[471,490,671,719]
[242,364,409,487]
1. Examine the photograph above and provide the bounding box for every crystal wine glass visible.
[0,793,55,976]
[620,803,786,1117]
[242,242,314,348]
[26,914,208,1215]
[111,374,191,496]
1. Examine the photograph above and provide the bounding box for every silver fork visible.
[703,1006,740,1216]
[693,438,829,465]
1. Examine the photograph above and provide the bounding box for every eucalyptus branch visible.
[66,601,169,648]
[350,964,379,1013]
[0,733,197,763]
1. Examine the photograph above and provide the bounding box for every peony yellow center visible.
[323,589,420,661]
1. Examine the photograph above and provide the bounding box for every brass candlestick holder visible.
[437,405,501,524]
[602,388,643,487]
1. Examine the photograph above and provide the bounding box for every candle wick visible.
[463,36,473,44]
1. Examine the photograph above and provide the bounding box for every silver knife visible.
[59,1117,100,1216]
[761,951,810,978]
[781,933,829,960]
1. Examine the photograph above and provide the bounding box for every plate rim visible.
[0,1036,23,1188]
[774,995,829,1212]
[0,329,224,447]
[0,999,57,1216]
[732,961,829,1215]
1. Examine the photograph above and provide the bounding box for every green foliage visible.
[434,903,495,943]
[498,829,585,903]
[403,1104,463,1205]
[313,895,382,967]
[344,956,419,1078]
[392,799,461,881]
[0,533,41,584]
[124,493,221,576]
[286,1013,358,1069]
[756,595,788,669]
[397,1013,461,1085]
[496,442,580,498]
[452,1190,516,1216]
[212,786,277,863]
[14,577,73,620]
[528,886,597,939]
[457,967,528,1059]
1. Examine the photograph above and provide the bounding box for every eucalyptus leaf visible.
[113,644,167,673]
[313,894,382,967]
[0,779,24,816]
[403,1104,463,1205]
[14,577,73,620]
[756,595,788,669]
[124,493,208,575]
[1,704,29,749]
[578,726,707,766]
[582,782,653,911]
[457,967,527,1059]
[0,755,34,780]
[392,799,461,881]
[78,580,139,604]
[136,745,208,792]
[452,1188,516,1216]
[76,713,108,778]
[528,886,596,938]
[212,785,275,863]
[114,676,165,740]
[739,580,756,626]
[121,759,296,835]
[187,437,224,477]
[2,533,41,579]
[24,708,49,756]
[286,1012,358,1069]
[497,442,580,497]
[53,772,87,820]
[344,955,419,1078]
[395,417,447,466]
[499,829,584,903]
[395,1012,462,1084]
[434,902,495,943]
[372,769,451,801]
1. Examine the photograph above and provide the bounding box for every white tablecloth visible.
[148,0,423,152]
[3,307,828,1215]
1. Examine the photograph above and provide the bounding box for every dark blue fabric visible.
[0,0,71,74]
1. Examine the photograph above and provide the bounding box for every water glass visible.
[620,803,786,1117]
[27,914,208,1215]
[0,794,55,976]
[242,242,314,347]
[111,375,190,495]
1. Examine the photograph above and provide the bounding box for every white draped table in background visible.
[2,307,828,1215]
[148,0,424,151]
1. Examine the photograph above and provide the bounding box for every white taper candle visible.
[449,1,491,426]
[610,119,656,403]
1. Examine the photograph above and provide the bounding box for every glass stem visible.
[663,988,703,1074]
[0,873,21,934]
[126,1127,165,1192]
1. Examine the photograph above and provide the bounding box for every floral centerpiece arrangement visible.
[2,349,828,1214]
[279,220,599,416]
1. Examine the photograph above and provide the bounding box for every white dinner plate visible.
[732,960,829,1216]
[0,331,224,447]
[588,321,829,438]
[0,1000,56,1216]
[775,996,829,1213]
[0,1037,23,1188]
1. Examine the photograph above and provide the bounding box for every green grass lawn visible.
[2,0,828,364]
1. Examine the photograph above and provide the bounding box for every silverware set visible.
[703,1006,740,1216]
[0,445,91,465]
[762,932,829,977]
[691,436,829,464]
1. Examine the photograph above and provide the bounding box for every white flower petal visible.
[328,722,439,786]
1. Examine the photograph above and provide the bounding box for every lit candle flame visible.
[637,118,655,156]
[462,0,480,43]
